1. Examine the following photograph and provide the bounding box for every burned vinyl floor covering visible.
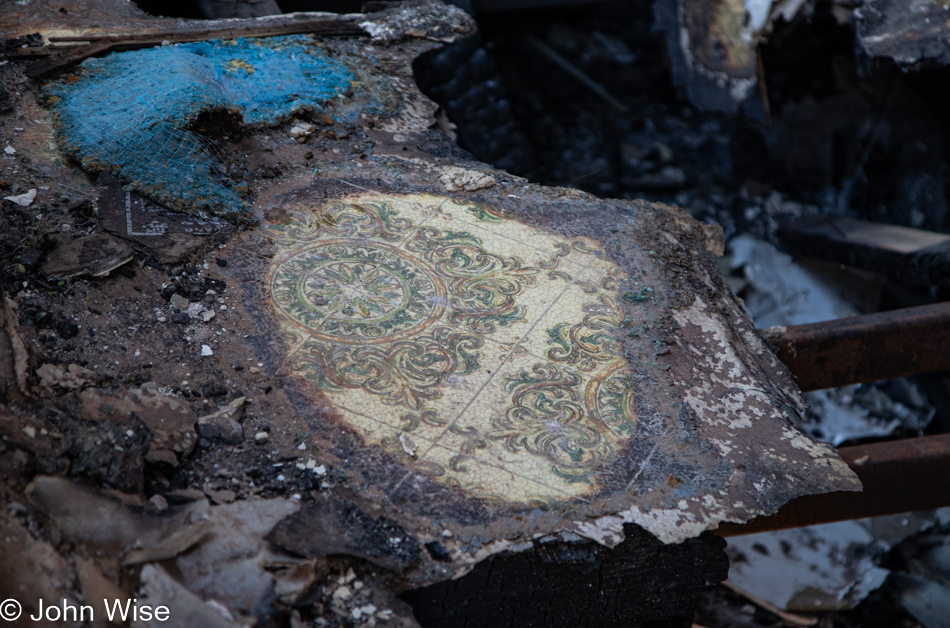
[0,1,860,626]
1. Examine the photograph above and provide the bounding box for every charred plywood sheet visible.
[2,0,857,592]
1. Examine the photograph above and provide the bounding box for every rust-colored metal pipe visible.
[766,301,950,392]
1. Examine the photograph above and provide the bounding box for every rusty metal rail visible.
[717,432,950,536]
[766,301,950,392]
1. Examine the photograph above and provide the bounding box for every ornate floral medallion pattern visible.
[271,240,446,343]
[267,193,644,504]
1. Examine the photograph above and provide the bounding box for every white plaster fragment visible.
[572,516,625,547]
[398,432,417,457]
[438,167,496,192]
[4,189,36,206]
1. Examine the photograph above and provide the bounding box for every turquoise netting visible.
[48,36,356,219]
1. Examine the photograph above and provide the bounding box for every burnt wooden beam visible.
[25,39,115,77]
[403,526,729,628]
[25,13,366,77]
[692,219,950,539]
[44,14,364,43]
[779,216,950,288]
[723,305,950,535]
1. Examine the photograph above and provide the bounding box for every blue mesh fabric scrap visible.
[47,36,356,219]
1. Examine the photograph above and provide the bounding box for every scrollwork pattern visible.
[406,226,539,334]
[292,326,484,410]
[545,296,623,371]
[487,363,616,484]
[270,199,414,245]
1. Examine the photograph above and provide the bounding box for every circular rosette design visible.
[270,239,446,344]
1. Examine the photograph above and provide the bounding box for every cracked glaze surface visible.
[268,193,639,504]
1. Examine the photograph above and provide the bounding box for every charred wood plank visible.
[26,13,365,77]
[778,216,950,288]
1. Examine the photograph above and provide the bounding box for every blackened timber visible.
[778,216,950,288]
[403,526,728,628]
